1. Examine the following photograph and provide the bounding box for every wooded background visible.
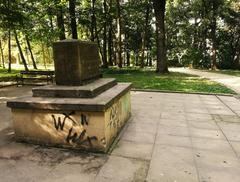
[0,0,239,73]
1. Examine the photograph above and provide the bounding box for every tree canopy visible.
[0,0,239,72]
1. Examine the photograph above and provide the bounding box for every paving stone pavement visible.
[170,67,240,94]
[1,86,240,182]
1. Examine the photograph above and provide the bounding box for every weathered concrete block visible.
[7,83,131,152]
[32,78,117,98]
[53,40,101,86]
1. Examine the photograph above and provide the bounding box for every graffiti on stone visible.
[51,111,97,147]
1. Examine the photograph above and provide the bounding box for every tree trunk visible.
[69,0,78,39]
[8,30,11,73]
[15,31,29,71]
[116,0,122,68]
[41,44,47,69]
[56,1,66,40]
[90,0,96,41]
[102,0,108,68]
[125,33,130,67]
[140,3,150,68]
[210,2,217,70]
[135,51,139,66]
[108,0,113,66]
[126,50,130,67]
[153,0,168,73]
[0,39,5,68]
[26,36,37,69]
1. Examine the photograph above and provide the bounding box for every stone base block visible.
[32,78,117,98]
[7,83,131,153]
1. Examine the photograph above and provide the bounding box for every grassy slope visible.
[103,68,235,94]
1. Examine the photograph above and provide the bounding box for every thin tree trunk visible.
[125,33,130,67]
[14,31,28,71]
[153,0,168,73]
[126,50,130,67]
[140,3,150,68]
[116,0,122,68]
[102,0,108,68]
[210,2,217,70]
[108,0,113,66]
[69,0,78,39]
[0,39,5,68]
[90,0,96,41]
[26,36,37,69]
[7,0,11,72]
[90,0,103,63]
[46,46,52,64]
[135,51,139,66]
[149,44,152,66]
[8,30,11,73]
[42,43,47,69]
[56,1,66,40]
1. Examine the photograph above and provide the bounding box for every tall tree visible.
[153,0,168,73]
[140,2,150,68]
[26,35,37,69]
[69,0,78,39]
[108,0,114,66]
[116,0,122,68]
[8,30,11,73]
[56,0,66,40]
[102,0,108,68]
[14,31,29,71]
[0,39,5,68]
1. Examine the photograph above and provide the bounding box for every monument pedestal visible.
[7,40,132,153]
[7,83,131,152]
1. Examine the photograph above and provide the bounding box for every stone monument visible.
[7,40,131,153]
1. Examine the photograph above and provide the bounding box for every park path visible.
[1,86,240,181]
[170,67,240,94]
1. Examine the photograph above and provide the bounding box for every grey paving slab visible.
[44,155,107,182]
[191,137,234,154]
[0,158,54,182]
[218,122,240,131]
[155,134,192,148]
[188,120,219,130]
[94,156,149,182]
[121,128,156,144]
[146,145,199,182]
[194,149,240,182]
[190,128,225,140]
[230,141,240,158]
[159,118,188,127]
[221,130,240,142]
[158,125,190,137]
[112,140,153,160]
[218,115,240,123]
[160,112,186,120]
[186,113,213,122]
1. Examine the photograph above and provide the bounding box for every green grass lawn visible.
[102,68,236,94]
[0,67,54,81]
[0,68,20,81]
[0,67,235,94]
[206,69,240,77]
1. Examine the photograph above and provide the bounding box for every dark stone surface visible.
[32,78,117,98]
[7,83,132,112]
[53,40,101,86]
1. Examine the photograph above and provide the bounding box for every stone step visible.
[32,78,117,98]
[7,83,131,112]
